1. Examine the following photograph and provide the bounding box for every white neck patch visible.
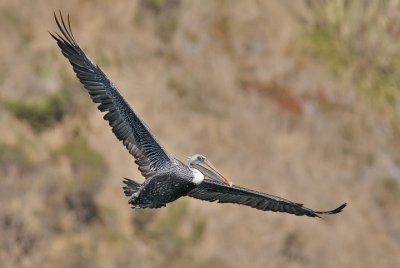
[191,168,204,185]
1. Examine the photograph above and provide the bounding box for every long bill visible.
[191,159,233,186]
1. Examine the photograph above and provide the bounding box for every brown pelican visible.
[51,13,346,217]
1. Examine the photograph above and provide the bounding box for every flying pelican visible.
[51,13,346,218]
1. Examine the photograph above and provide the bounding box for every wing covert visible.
[51,12,174,178]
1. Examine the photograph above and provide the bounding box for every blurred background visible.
[1,0,400,267]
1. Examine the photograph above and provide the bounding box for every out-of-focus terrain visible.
[1,1,400,267]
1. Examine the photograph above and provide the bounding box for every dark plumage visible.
[188,179,346,217]
[52,12,346,218]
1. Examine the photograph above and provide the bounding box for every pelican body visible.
[52,13,346,218]
[123,162,199,208]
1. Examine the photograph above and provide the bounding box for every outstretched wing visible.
[51,12,174,178]
[188,179,346,217]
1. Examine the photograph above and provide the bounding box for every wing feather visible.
[51,12,174,178]
[188,179,346,218]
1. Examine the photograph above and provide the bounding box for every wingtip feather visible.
[316,202,347,215]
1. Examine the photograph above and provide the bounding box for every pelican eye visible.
[197,155,206,162]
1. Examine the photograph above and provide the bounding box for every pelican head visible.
[188,154,232,186]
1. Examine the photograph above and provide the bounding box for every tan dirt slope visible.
[0,1,399,267]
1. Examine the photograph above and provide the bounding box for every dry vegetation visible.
[0,0,399,267]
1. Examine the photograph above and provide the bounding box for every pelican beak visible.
[192,159,233,186]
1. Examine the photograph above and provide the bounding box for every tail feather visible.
[122,178,141,197]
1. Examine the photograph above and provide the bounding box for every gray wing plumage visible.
[51,13,174,178]
[188,179,346,217]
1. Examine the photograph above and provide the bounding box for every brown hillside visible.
[0,1,399,267]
